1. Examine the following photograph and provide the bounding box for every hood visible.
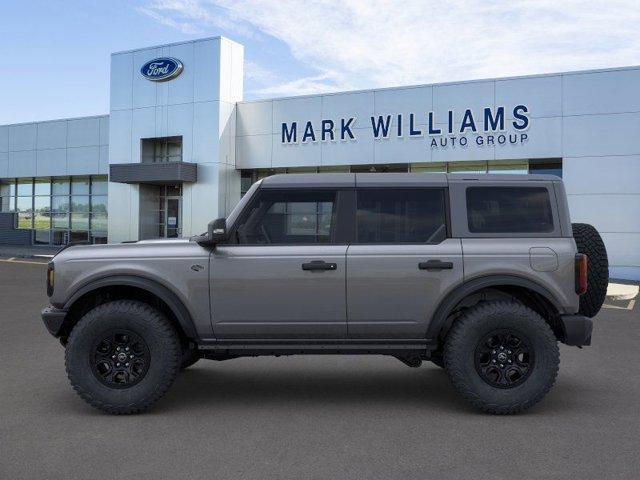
[53,237,202,262]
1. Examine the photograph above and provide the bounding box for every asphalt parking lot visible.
[1,259,639,480]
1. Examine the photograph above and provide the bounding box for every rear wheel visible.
[572,223,609,317]
[65,300,181,414]
[444,301,559,414]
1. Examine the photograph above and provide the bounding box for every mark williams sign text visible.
[281,105,529,148]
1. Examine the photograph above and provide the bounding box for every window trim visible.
[352,187,450,245]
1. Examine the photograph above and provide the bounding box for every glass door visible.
[165,197,181,238]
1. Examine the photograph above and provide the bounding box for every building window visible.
[2,175,108,245]
[16,179,34,229]
[141,136,183,163]
[0,180,16,212]
[350,164,408,173]
[447,162,487,174]
[529,159,562,178]
[410,163,446,173]
[488,161,529,174]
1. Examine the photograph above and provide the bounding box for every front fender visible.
[62,274,198,339]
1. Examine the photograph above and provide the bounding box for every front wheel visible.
[444,301,559,414]
[65,300,181,414]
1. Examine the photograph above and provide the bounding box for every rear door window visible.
[466,187,554,233]
[356,188,447,243]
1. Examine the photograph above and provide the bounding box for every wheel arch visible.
[427,275,564,342]
[60,275,198,342]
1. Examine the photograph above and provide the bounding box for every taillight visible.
[575,254,587,295]
[46,262,55,297]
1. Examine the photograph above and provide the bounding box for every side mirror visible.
[194,217,227,247]
[208,217,227,244]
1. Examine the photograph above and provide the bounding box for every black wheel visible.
[65,300,181,414]
[444,301,559,414]
[180,344,201,370]
[572,223,609,318]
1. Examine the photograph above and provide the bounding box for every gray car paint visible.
[48,173,580,341]
[50,239,213,336]
[461,238,579,313]
[346,240,463,338]
[210,244,348,339]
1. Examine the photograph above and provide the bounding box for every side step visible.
[197,339,437,357]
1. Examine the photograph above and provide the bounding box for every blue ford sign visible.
[140,57,184,82]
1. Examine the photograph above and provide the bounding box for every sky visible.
[1,0,640,124]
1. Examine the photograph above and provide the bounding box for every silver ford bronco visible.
[41,173,608,414]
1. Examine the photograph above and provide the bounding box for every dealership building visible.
[0,36,639,279]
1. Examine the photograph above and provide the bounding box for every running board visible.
[197,339,437,356]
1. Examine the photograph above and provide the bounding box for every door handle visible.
[419,260,454,271]
[302,260,338,271]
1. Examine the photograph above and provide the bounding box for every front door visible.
[210,188,348,339]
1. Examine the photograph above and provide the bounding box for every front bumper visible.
[41,306,68,337]
[559,314,593,346]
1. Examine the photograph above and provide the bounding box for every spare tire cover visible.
[572,223,609,317]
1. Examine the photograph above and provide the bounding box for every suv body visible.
[42,173,602,414]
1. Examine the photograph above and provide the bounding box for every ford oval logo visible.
[140,57,184,82]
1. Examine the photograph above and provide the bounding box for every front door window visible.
[233,189,337,244]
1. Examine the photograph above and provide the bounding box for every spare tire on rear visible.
[572,223,609,317]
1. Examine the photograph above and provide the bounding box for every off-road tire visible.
[444,301,560,414]
[572,223,609,318]
[180,345,201,370]
[65,300,181,414]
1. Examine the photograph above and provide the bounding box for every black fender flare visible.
[426,274,563,340]
[62,275,198,339]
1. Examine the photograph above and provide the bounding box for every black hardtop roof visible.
[259,172,560,188]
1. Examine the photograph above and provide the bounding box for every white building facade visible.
[0,37,639,280]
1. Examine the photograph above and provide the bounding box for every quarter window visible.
[235,190,337,244]
[466,187,554,233]
[356,189,447,243]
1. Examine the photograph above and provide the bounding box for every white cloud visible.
[136,6,203,35]
[253,72,350,97]
[141,0,640,97]
[140,0,262,39]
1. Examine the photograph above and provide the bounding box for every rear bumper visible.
[41,306,67,337]
[559,314,593,346]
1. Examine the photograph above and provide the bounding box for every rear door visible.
[210,188,349,339]
[346,187,463,338]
